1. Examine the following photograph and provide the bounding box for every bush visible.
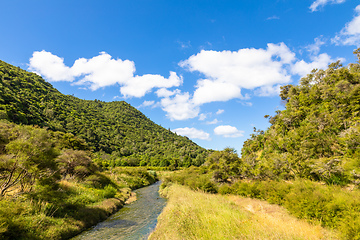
[102,185,117,199]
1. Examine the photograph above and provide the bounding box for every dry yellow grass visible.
[149,184,340,240]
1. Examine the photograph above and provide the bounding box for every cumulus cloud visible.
[29,51,74,82]
[332,5,360,46]
[180,43,295,103]
[157,42,335,121]
[310,0,346,12]
[119,72,182,98]
[291,53,335,77]
[254,84,282,97]
[193,80,243,105]
[70,52,135,90]
[29,51,182,97]
[214,125,244,138]
[172,127,211,140]
[29,44,338,122]
[160,92,200,121]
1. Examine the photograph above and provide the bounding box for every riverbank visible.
[0,167,157,240]
[72,181,166,240]
[149,184,339,240]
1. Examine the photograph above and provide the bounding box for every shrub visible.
[102,185,117,199]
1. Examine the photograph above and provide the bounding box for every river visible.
[71,181,166,240]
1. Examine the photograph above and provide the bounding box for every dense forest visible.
[0,60,208,168]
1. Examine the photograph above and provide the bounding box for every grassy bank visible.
[149,184,338,240]
[0,167,157,240]
[162,167,360,239]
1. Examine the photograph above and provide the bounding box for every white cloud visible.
[199,113,208,121]
[70,52,135,90]
[158,42,335,120]
[138,100,155,108]
[29,51,182,97]
[177,40,191,49]
[193,80,243,105]
[266,15,280,20]
[172,127,211,140]
[332,5,360,46]
[254,84,282,97]
[160,92,200,121]
[180,43,295,102]
[214,125,244,138]
[306,37,326,55]
[240,102,253,107]
[156,88,180,98]
[29,50,74,82]
[206,119,220,125]
[119,72,182,98]
[291,37,340,77]
[29,45,338,122]
[291,53,335,77]
[310,0,346,12]
[216,109,224,115]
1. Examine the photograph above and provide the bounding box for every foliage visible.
[0,60,208,167]
[0,122,60,196]
[238,51,360,183]
[110,167,158,189]
[150,184,338,240]
[163,168,359,239]
[0,120,159,239]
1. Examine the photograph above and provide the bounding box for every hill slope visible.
[0,60,208,167]
[240,55,360,184]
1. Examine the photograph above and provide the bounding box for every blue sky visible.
[1,0,360,153]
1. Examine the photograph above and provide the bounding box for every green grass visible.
[149,184,339,240]
[0,167,158,240]
[163,167,360,239]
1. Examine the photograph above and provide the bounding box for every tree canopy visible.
[240,50,360,185]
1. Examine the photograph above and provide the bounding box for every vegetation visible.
[0,120,158,239]
[162,168,359,239]
[2,47,360,238]
[240,53,360,183]
[149,184,338,240]
[0,60,208,167]
[158,49,360,240]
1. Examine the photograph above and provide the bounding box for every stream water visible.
[71,181,166,240]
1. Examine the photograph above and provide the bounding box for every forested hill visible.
[240,52,360,184]
[0,60,208,167]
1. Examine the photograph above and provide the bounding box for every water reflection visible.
[72,181,166,240]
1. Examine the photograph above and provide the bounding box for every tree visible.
[56,149,96,180]
[0,126,59,196]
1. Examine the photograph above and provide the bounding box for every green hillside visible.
[0,60,208,167]
[240,53,360,184]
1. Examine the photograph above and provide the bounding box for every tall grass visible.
[163,168,360,239]
[149,184,338,240]
[0,167,158,240]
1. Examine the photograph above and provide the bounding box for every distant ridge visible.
[0,60,208,167]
